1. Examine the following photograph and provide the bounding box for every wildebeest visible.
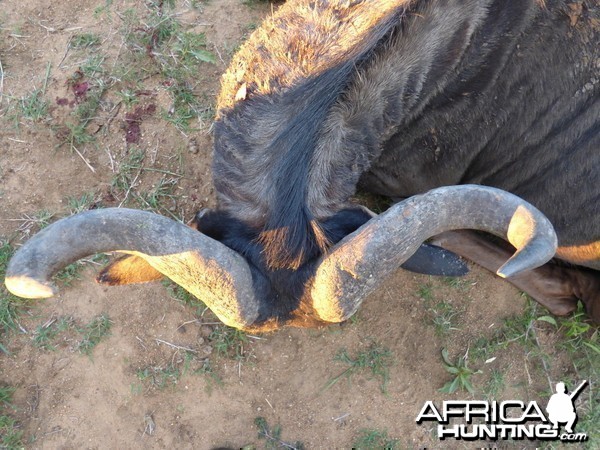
[5,0,599,330]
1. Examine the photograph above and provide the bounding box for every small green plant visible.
[138,351,214,389]
[137,363,181,389]
[173,32,215,65]
[130,383,143,395]
[558,304,600,363]
[137,176,179,215]
[439,348,481,394]
[53,261,86,286]
[59,121,96,149]
[28,210,54,231]
[416,282,434,301]
[12,62,51,124]
[32,316,74,350]
[110,148,146,195]
[114,3,215,133]
[254,417,304,450]
[93,0,113,19]
[443,276,470,291]
[0,241,28,348]
[425,300,462,336]
[76,314,112,355]
[19,88,49,121]
[137,353,221,391]
[500,297,540,346]
[0,386,24,449]
[209,326,249,361]
[74,87,103,124]
[116,88,140,107]
[123,9,178,52]
[55,51,110,152]
[107,148,184,218]
[0,387,15,405]
[161,82,204,132]
[193,358,223,392]
[0,414,23,450]
[80,54,106,78]
[325,343,393,393]
[559,303,593,341]
[482,369,505,400]
[53,253,108,288]
[352,428,400,450]
[70,33,101,49]
[576,389,600,447]
[552,303,599,448]
[418,280,464,335]
[242,0,272,5]
[470,299,545,362]
[66,192,99,214]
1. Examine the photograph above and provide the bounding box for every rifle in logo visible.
[545,380,588,433]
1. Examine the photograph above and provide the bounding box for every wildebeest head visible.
[5,185,558,332]
[4,1,560,331]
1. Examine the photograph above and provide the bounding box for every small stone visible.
[188,138,199,154]
[199,325,213,338]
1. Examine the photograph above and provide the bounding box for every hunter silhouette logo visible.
[546,380,587,434]
[416,380,590,442]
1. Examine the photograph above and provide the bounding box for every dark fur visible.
[196,0,599,327]
[194,206,371,327]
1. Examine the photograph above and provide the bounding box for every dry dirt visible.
[0,1,586,449]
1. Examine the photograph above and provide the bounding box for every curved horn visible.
[310,185,558,323]
[4,209,259,329]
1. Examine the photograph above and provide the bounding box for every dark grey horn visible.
[310,185,557,323]
[4,209,259,329]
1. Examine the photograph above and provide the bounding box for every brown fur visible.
[218,0,410,112]
[97,254,164,286]
[431,231,600,323]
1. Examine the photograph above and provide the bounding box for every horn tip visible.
[496,261,520,279]
[4,275,57,299]
[496,262,526,279]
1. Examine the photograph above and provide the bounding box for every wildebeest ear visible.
[190,208,232,241]
[321,206,374,244]
[400,243,469,277]
[97,254,164,286]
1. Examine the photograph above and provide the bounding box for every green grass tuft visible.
[32,316,74,351]
[137,363,181,389]
[0,241,29,350]
[70,33,101,49]
[254,417,304,450]
[425,299,462,336]
[353,428,400,450]
[76,314,112,355]
[19,89,49,121]
[482,369,505,400]
[439,348,481,394]
[209,326,249,361]
[0,386,24,449]
[173,32,216,65]
[325,343,393,393]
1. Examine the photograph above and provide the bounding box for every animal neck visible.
[213,1,412,268]
[306,0,501,215]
